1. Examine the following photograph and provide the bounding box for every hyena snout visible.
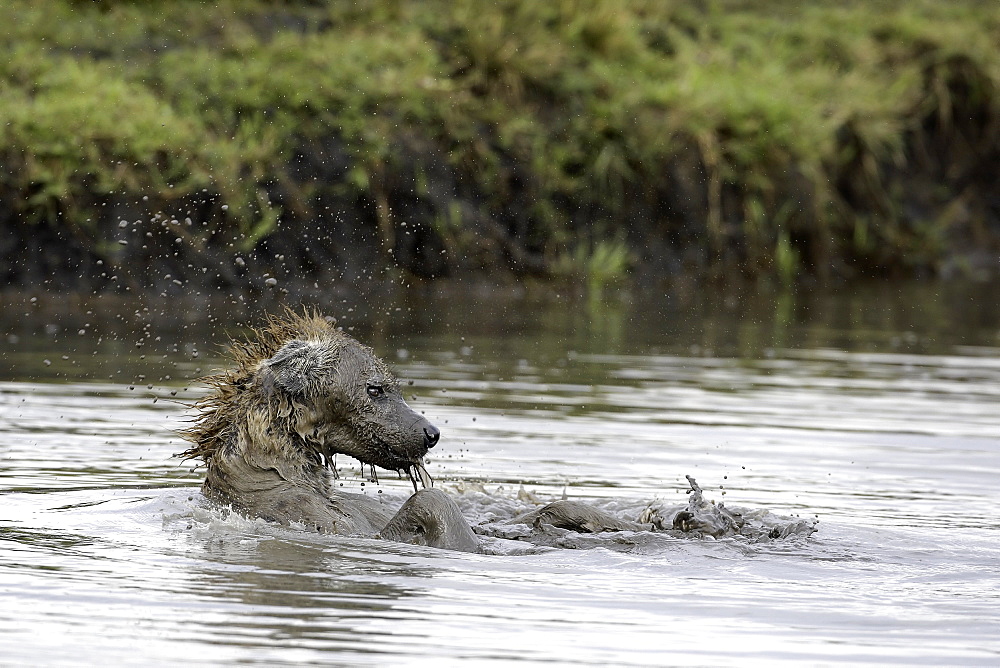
[423,424,441,449]
[390,403,442,460]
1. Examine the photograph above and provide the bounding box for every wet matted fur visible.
[178,309,480,551]
[176,310,740,552]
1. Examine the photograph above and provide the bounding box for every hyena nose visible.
[423,425,441,449]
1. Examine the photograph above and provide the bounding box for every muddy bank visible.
[2,1,999,293]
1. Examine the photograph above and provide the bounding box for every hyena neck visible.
[202,431,331,509]
[201,443,392,535]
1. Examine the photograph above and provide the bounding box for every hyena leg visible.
[378,488,481,553]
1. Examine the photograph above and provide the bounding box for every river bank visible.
[2,0,998,294]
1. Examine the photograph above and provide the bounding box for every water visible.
[1,282,999,665]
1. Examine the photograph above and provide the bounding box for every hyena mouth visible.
[372,436,434,493]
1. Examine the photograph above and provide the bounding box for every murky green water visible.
[1,281,998,665]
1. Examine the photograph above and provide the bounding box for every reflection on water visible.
[2,280,996,384]
[0,281,998,665]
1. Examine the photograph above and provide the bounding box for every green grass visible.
[1,0,998,285]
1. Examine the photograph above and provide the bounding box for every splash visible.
[448,476,817,553]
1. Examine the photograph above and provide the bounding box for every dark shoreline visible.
[3,1,999,291]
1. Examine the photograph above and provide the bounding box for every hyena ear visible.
[260,340,326,397]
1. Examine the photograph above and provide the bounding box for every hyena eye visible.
[366,385,385,399]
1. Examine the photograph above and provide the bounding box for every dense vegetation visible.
[1,0,998,295]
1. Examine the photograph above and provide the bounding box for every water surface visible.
[1,282,998,665]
